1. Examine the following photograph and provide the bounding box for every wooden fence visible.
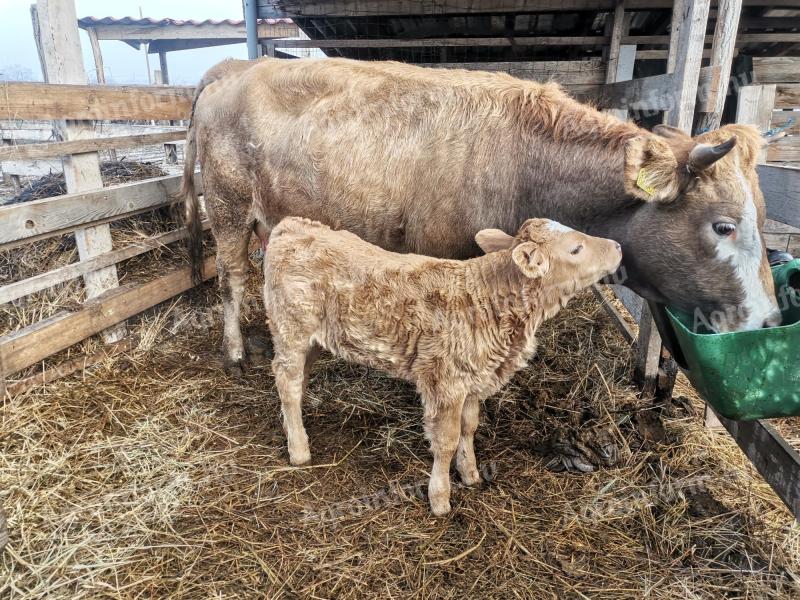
[0,81,212,396]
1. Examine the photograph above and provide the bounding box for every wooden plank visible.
[0,257,215,377]
[775,84,800,109]
[35,0,124,343]
[759,164,800,229]
[0,174,199,247]
[0,158,61,176]
[590,65,719,112]
[257,0,800,16]
[0,130,186,161]
[664,0,712,132]
[269,33,800,50]
[753,57,800,84]
[607,44,637,121]
[695,0,743,131]
[736,85,776,163]
[712,409,800,519]
[423,60,606,84]
[636,49,716,60]
[274,36,613,48]
[606,1,631,85]
[666,0,686,74]
[88,21,298,42]
[767,135,800,164]
[0,82,194,121]
[611,284,644,322]
[0,222,210,305]
[86,27,105,84]
[591,284,635,345]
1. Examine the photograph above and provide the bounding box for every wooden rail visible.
[0,174,201,249]
[0,82,194,121]
[1,257,215,376]
[0,130,186,161]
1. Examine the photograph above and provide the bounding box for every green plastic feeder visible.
[665,260,800,421]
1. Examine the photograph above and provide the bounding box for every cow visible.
[181,57,780,374]
[264,216,622,515]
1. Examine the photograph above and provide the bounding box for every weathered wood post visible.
[33,0,125,343]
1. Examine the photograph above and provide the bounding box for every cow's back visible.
[193,58,568,258]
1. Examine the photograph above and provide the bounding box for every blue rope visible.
[764,117,794,138]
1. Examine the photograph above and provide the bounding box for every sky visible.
[0,0,250,84]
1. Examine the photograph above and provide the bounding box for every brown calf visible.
[263,217,622,515]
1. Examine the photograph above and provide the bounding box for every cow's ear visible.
[624,135,681,203]
[475,228,514,253]
[512,242,550,279]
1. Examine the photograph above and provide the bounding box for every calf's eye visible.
[570,244,583,255]
[712,222,736,237]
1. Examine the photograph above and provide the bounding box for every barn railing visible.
[0,81,214,396]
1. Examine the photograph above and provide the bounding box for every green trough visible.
[666,260,800,421]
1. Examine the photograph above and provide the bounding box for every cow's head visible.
[619,123,780,332]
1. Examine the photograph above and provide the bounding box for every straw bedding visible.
[1,169,799,597]
[2,268,798,597]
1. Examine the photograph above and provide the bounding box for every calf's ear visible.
[512,242,550,279]
[623,135,681,203]
[475,228,514,253]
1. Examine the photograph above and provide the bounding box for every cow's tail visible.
[179,102,204,286]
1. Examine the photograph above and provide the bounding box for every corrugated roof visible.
[78,16,293,28]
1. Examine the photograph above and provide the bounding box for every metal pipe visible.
[244,0,259,60]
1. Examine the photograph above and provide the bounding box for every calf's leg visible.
[274,347,312,466]
[423,388,467,516]
[456,394,482,486]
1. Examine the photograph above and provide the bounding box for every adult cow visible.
[181,57,780,374]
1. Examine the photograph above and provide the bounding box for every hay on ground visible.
[1,276,798,598]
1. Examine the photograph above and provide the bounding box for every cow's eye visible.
[570,244,583,255]
[713,222,736,237]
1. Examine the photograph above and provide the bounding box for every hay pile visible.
[1,276,798,598]
[5,160,166,205]
[0,160,184,340]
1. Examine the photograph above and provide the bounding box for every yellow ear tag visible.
[636,168,657,197]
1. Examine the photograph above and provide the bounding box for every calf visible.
[264,217,622,515]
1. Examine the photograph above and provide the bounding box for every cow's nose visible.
[762,310,782,328]
[614,242,622,254]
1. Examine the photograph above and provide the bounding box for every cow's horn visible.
[687,136,737,173]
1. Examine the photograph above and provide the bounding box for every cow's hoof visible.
[457,465,481,486]
[289,450,311,466]
[223,358,246,378]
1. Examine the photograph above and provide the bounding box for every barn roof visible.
[77,16,293,28]
[256,1,800,63]
[77,15,299,54]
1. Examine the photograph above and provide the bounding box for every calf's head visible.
[476,218,623,293]
[620,124,780,332]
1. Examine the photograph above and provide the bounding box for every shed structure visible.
[247,0,800,519]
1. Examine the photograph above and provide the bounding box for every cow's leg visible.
[215,227,252,375]
[422,387,466,516]
[456,394,482,486]
[273,345,312,466]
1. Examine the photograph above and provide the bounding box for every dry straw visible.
[2,281,799,597]
[1,177,799,596]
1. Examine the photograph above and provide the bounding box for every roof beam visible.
[87,21,298,41]
[259,0,800,17]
